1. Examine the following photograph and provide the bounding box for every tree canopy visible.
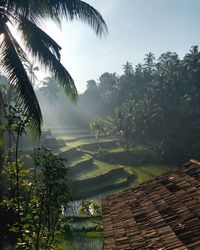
[64,46,200,164]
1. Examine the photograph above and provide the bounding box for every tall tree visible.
[98,72,119,110]
[41,76,60,103]
[144,52,155,71]
[0,0,107,136]
[90,116,105,140]
[24,61,39,88]
[86,80,97,91]
[118,62,134,103]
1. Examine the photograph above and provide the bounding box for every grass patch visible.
[78,160,119,179]
[72,167,128,189]
[54,145,70,154]
[131,164,173,185]
[74,231,103,237]
[94,149,156,166]
[70,167,135,199]
[67,138,112,148]
[56,236,103,250]
[108,147,124,153]
[73,164,173,198]
[58,135,81,140]
[70,154,92,167]
[53,128,90,136]
[57,133,91,140]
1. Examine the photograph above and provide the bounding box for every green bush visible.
[94,146,157,166]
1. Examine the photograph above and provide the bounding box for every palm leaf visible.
[19,16,61,60]
[6,0,108,36]
[41,0,108,36]
[19,17,77,100]
[1,24,42,137]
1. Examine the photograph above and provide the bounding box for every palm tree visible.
[144,52,155,66]
[90,117,105,141]
[41,76,60,103]
[0,0,107,137]
[24,61,39,88]
[144,52,155,73]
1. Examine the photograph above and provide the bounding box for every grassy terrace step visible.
[69,158,96,177]
[132,164,173,185]
[78,140,117,151]
[58,148,83,160]
[54,130,90,137]
[71,167,128,189]
[64,135,108,143]
[65,138,113,149]
[53,129,173,199]
[71,164,173,199]
[50,127,89,132]
[69,154,92,166]
[64,135,94,143]
[71,173,137,199]
[78,160,121,179]
[57,133,91,140]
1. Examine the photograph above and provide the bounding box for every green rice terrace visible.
[50,127,173,200]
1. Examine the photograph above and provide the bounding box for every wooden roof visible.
[102,160,200,250]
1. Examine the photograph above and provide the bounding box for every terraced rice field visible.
[51,127,173,199]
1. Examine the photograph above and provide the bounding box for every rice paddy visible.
[51,127,173,199]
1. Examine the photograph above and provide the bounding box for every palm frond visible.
[42,0,108,36]
[5,0,107,36]
[19,17,77,101]
[19,16,61,60]
[1,24,42,137]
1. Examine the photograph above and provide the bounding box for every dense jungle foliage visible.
[44,46,200,164]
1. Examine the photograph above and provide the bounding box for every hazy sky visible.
[42,0,200,93]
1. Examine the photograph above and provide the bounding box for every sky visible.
[40,0,200,93]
